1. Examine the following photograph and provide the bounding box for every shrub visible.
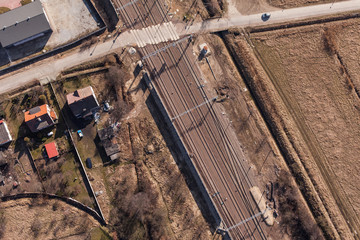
[0,7,10,14]
[20,0,32,6]
[0,108,5,119]
[323,28,338,55]
[38,95,46,104]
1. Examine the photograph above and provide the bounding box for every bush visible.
[0,7,10,14]
[20,0,32,6]
[0,108,5,119]
[38,95,46,104]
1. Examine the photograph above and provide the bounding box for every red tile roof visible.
[44,142,59,159]
[24,104,48,122]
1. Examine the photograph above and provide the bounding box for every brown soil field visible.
[0,198,100,239]
[221,18,360,239]
[266,0,342,9]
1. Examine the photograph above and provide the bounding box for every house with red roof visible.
[44,141,59,159]
[0,120,12,146]
[24,104,57,133]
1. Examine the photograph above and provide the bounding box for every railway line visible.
[112,0,269,239]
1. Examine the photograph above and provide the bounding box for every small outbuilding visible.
[44,141,59,159]
[97,126,120,161]
[66,86,100,119]
[0,120,12,146]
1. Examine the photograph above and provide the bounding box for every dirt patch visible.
[0,198,99,239]
[42,0,99,48]
[227,0,279,16]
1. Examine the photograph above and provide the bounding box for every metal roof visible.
[0,0,51,47]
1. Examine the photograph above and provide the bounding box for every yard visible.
[0,83,92,206]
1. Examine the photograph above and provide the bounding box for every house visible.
[66,86,100,119]
[0,0,52,62]
[98,126,120,161]
[0,120,12,146]
[44,141,59,159]
[24,104,57,133]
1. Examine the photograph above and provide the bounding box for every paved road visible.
[1,0,360,93]
[178,0,360,35]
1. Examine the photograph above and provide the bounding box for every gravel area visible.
[41,0,99,48]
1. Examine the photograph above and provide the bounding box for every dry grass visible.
[0,198,99,240]
[266,0,339,8]
[240,18,360,239]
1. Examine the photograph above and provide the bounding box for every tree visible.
[110,100,131,123]
[38,95,46,104]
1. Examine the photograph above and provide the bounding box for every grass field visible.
[247,18,360,239]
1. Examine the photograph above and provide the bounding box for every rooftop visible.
[0,120,12,145]
[44,142,59,159]
[0,0,51,47]
[66,86,95,105]
[25,104,53,122]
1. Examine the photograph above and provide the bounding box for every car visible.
[103,102,110,112]
[77,130,83,138]
[261,13,271,21]
[86,158,92,169]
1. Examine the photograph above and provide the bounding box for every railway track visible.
[112,0,269,239]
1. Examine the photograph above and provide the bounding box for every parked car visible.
[103,102,110,112]
[77,130,83,138]
[261,13,271,21]
[86,158,92,169]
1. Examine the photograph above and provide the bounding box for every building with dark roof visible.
[0,0,51,63]
[98,126,120,161]
[24,104,57,133]
[66,86,100,119]
[0,120,12,146]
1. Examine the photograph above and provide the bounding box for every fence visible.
[48,82,106,224]
[1,192,106,225]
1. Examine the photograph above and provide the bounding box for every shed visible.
[44,142,59,159]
